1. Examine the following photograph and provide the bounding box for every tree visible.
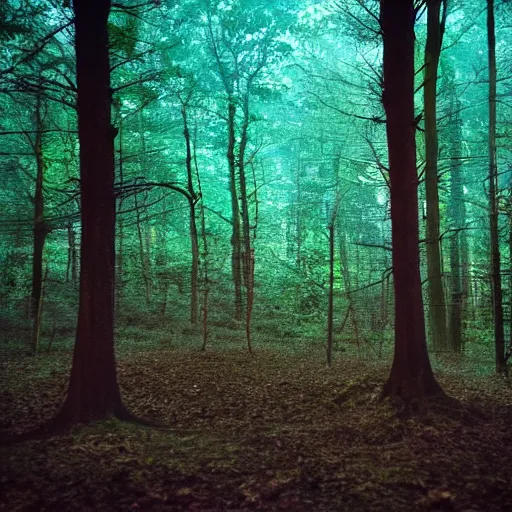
[445,82,465,353]
[423,0,448,351]
[326,187,342,366]
[2,0,509,412]
[486,0,505,373]
[205,3,243,321]
[380,0,444,402]
[203,0,292,323]
[179,89,201,324]
[51,0,127,425]
[28,90,47,353]
[0,3,74,353]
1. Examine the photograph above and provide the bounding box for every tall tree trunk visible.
[141,113,152,287]
[380,272,390,332]
[134,190,151,306]
[487,0,505,373]
[509,212,512,351]
[239,91,254,352]
[380,0,443,402]
[30,93,47,353]
[339,230,351,294]
[116,120,125,310]
[424,0,447,351]
[55,0,125,425]
[446,75,465,352]
[192,123,210,350]
[227,98,242,321]
[181,102,199,324]
[136,112,151,306]
[327,222,335,366]
[66,222,78,284]
[461,228,470,312]
[205,11,242,322]
[355,240,360,290]
[295,143,303,314]
[200,195,209,350]
[188,204,199,323]
[448,233,463,352]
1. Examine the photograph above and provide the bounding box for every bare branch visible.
[308,90,385,124]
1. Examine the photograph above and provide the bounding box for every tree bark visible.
[509,212,512,351]
[189,201,199,325]
[295,144,303,314]
[487,0,505,373]
[380,0,444,402]
[447,90,465,352]
[55,0,124,424]
[30,92,47,353]
[181,102,199,324]
[327,222,334,366]
[239,90,254,352]
[192,124,210,351]
[135,111,151,306]
[448,236,463,352]
[227,98,243,321]
[66,222,77,285]
[116,120,125,309]
[461,225,470,315]
[424,0,447,351]
[134,190,151,306]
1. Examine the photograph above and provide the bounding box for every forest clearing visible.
[1,323,512,511]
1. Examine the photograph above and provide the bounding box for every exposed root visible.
[380,375,447,418]
[1,402,162,445]
[380,379,489,423]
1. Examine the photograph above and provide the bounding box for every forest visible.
[1,0,512,510]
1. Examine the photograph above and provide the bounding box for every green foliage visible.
[0,0,510,368]
[0,19,29,41]
[109,16,138,58]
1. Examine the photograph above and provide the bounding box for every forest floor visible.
[1,335,512,511]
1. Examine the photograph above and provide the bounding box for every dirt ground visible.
[1,346,512,511]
